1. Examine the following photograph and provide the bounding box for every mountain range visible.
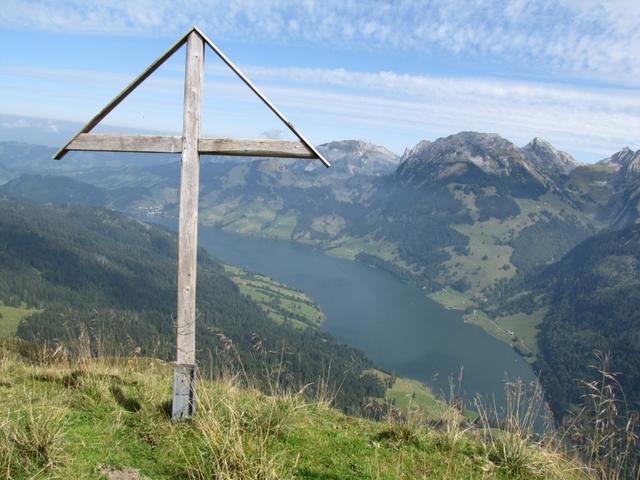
[1,132,639,421]
[3,133,639,297]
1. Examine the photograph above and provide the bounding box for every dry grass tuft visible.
[168,378,302,480]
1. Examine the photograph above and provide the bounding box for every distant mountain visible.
[0,141,57,171]
[2,136,634,301]
[1,174,110,206]
[0,140,177,175]
[209,139,399,189]
[361,132,593,290]
[598,148,640,227]
[395,132,547,195]
[0,198,385,411]
[600,146,640,177]
[316,140,399,177]
[521,137,579,185]
[563,147,640,228]
[495,223,640,419]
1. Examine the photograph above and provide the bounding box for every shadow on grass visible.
[110,386,142,412]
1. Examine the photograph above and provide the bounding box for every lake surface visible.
[160,219,536,404]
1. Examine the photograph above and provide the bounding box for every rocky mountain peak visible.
[314,140,400,176]
[596,147,640,187]
[398,131,529,178]
[521,137,578,179]
[600,147,639,169]
[319,139,397,159]
[401,140,432,161]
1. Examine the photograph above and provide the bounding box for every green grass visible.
[367,371,479,424]
[428,288,475,310]
[199,198,282,235]
[462,310,539,362]
[493,309,546,359]
[463,310,515,346]
[0,341,588,480]
[441,190,597,297]
[386,377,449,419]
[0,304,39,337]
[262,210,298,240]
[310,214,346,237]
[443,224,515,294]
[224,265,324,329]
[324,235,398,262]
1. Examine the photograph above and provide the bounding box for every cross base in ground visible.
[172,364,197,421]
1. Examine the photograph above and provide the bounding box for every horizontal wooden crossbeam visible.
[68,134,182,153]
[63,133,316,158]
[198,138,314,158]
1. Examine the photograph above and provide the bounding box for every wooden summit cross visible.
[54,26,330,421]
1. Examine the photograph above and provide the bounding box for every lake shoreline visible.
[143,214,537,407]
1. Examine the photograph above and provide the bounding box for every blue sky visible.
[1,0,639,162]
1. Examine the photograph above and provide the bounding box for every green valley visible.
[224,264,324,330]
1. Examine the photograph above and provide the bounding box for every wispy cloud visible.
[205,62,640,157]
[3,63,638,159]
[2,0,640,85]
[0,117,32,128]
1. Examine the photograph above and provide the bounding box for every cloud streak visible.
[2,0,640,85]
[3,62,638,160]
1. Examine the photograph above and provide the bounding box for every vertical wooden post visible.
[172,31,204,421]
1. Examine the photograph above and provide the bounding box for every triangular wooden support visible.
[54,26,330,167]
[54,26,329,422]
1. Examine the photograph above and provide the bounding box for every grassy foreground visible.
[1,340,587,480]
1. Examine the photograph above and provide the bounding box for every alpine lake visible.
[157,219,536,407]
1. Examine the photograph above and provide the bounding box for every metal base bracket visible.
[172,363,197,421]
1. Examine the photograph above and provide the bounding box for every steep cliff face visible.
[521,137,579,182]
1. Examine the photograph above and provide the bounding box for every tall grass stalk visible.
[474,378,583,479]
[564,351,639,480]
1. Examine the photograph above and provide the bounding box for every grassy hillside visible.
[224,265,324,330]
[1,340,588,480]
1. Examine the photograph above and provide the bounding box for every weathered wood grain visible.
[176,31,203,370]
[64,134,315,158]
[199,138,314,158]
[67,134,182,153]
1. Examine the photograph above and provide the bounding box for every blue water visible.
[184,224,536,404]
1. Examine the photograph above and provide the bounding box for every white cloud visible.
[201,63,640,157]
[2,0,640,85]
[0,118,31,128]
[261,128,285,139]
[3,62,638,160]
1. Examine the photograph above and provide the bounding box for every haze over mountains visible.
[2,132,638,278]
[1,131,639,423]
[2,132,639,291]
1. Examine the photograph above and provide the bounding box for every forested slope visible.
[496,224,640,418]
[0,198,385,412]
